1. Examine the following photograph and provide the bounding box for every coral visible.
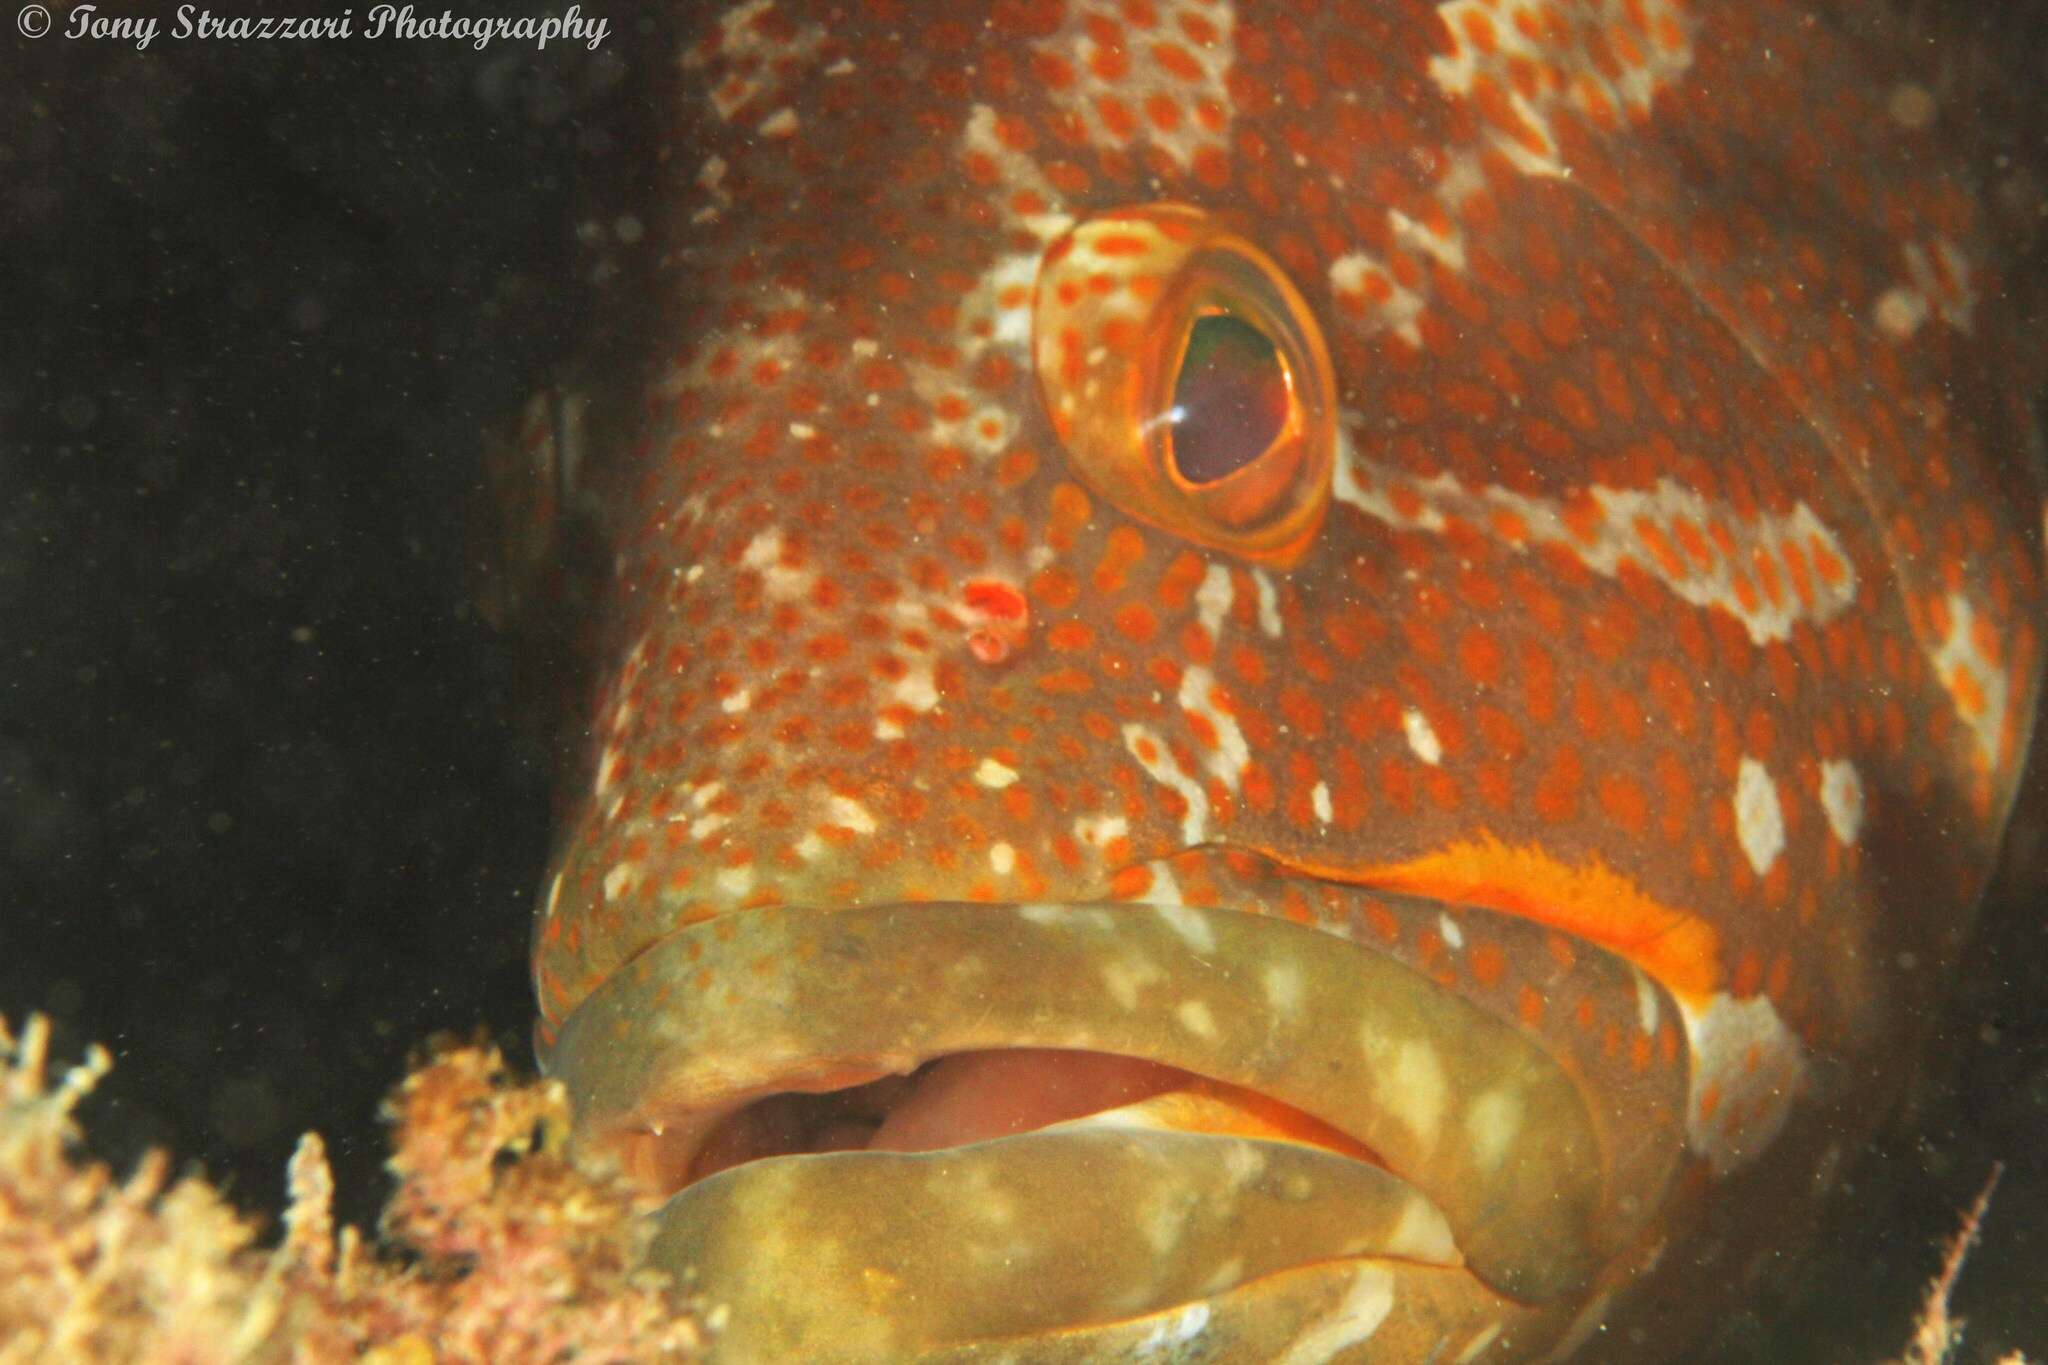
[0,1014,705,1364]
[1889,1163,2031,1365]
[5,1005,2033,1364]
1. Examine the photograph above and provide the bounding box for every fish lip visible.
[642,1121,1475,1360]
[546,887,1672,1311]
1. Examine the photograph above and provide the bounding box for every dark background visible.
[1,2,2043,1360]
[2,3,671,1229]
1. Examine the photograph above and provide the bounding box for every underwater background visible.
[3,3,2043,1358]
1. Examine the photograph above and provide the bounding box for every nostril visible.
[960,578,1030,664]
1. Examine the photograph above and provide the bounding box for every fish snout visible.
[544,893,1691,1360]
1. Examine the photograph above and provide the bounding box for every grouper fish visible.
[510,0,2047,1358]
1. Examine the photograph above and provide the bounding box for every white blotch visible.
[1021,902,1116,932]
[739,526,817,601]
[603,862,635,902]
[1464,1089,1523,1173]
[1334,424,1859,645]
[1273,1265,1395,1365]
[1453,1323,1503,1364]
[689,812,728,840]
[1389,206,1466,272]
[1261,962,1305,1015]
[1032,0,1236,174]
[1898,237,1977,333]
[1384,1193,1459,1265]
[1176,1000,1219,1039]
[1365,1033,1446,1154]
[1134,1302,1212,1354]
[826,795,877,835]
[1932,590,2010,770]
[1198,1257,1247,1297]
[989,842,1017,876]
[691,781,724,811]
[976,757,1020,789]
[787,421,816,440]
[1074,814,1129,849]
[1102,956,1164,1010]
[794,832,825,861]
[757,106,798,138]
[1311,781,1333,825]
[1632,965,1661,1037]
[1437,913,1465,951]
[1733,757,1785,877]
[716,866,755,898]
[1887,81,1936,128]
[1123,723,1210,845]
[1251,569,1284,638]
[1819,758,1866,846]
[1179,666,1251,790]
[1195,562,1234,642]
[689,0,827,123]
[890,662,939,714]
[1403,707,1443,766]
[693,156,730,220]
[1428,0,1691,176]
[1874,285,1928,341]
[1329,251,1427,348]
[1136,862,1185,907]
[593,741,623,797]
[1154,902,1217,955]
[1678,990,1807,1174]
[720,688,752,714]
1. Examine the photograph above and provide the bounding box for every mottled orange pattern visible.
[524,1,2043,1358]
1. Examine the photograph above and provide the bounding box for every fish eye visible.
[1169,313,1290,486]
[1033,205,1336,565]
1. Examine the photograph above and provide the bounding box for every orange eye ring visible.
[1032,205,1336,566]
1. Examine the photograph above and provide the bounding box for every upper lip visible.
[544,860,1691,1309]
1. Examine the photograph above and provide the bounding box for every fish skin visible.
[524,0,2046,1359]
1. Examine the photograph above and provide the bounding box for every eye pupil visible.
[1168,313,1290,485]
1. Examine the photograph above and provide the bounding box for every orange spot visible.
[996,447,1040,488]
[1191,144,1230,188]
[1362,901,1400,943]
[1634,517,1686,579]
[1153,40,1204,81]
[1109,864,1154,899]
[1469,942,1506,986]
[1598,773,1649,836]
[1036,667,1095,695]
[1457,628,1504,686]
[1093,526,1147,594]
[1048,482,1093,549]
[1048,621,1095,652]
[1950,664,1987,719]
[1158,551,1206,610]
[1030,566,1080,610]
[1809,535,1847,586]
[1327,835,1722,999]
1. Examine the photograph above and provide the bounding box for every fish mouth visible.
[545,877,1687,1360]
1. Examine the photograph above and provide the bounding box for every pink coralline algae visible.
[0,1014,706,1364]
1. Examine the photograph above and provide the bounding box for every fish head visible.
[529,1,2046,1359]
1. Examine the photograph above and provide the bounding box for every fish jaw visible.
[543,891,1691,1360]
